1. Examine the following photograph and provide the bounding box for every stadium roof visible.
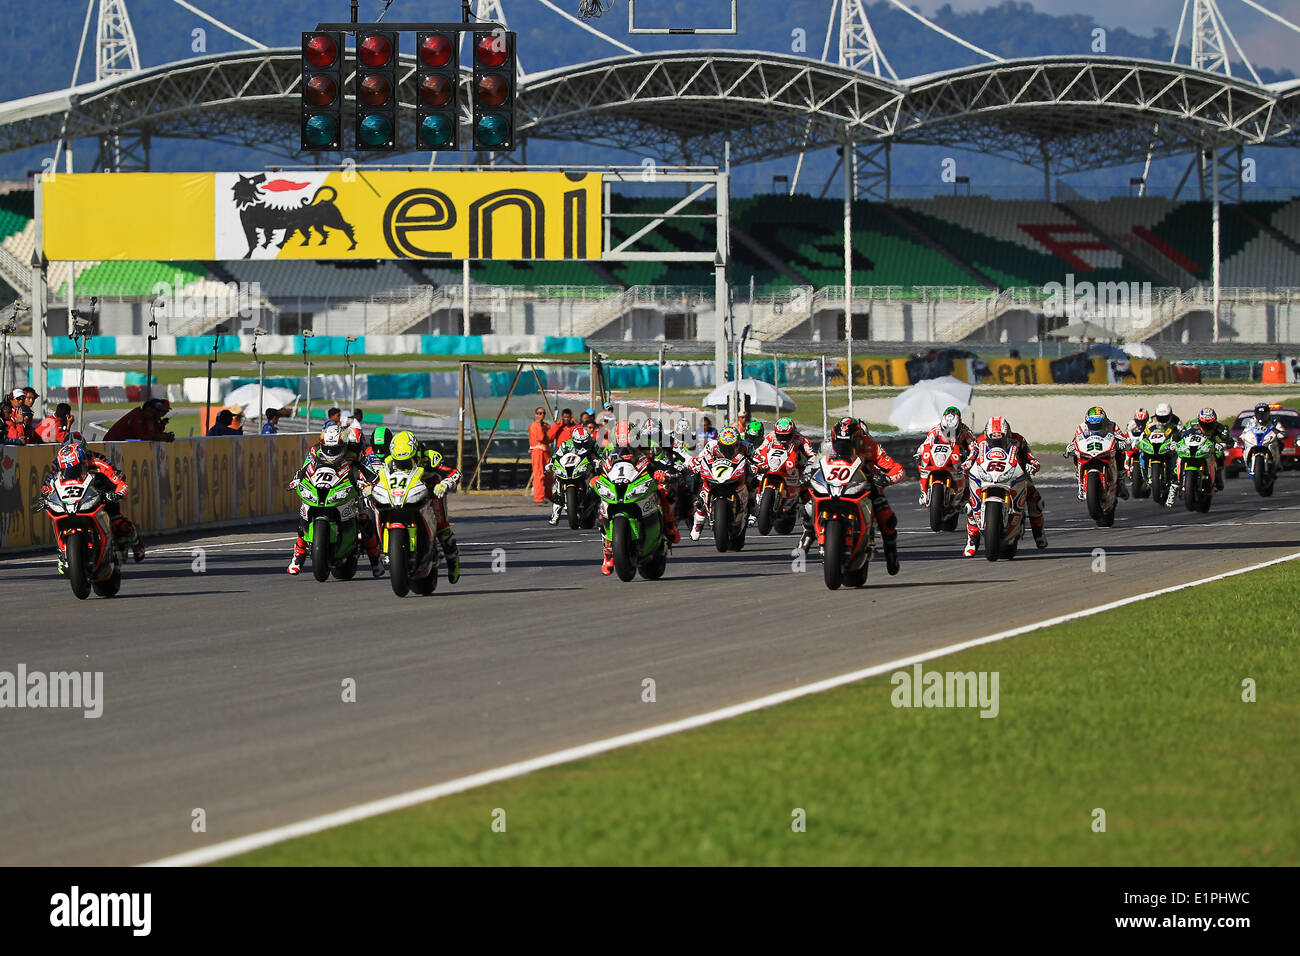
[0,48,1298,173]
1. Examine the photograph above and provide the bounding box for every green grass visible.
[226,560,1300,866]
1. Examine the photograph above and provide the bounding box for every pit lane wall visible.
[0,435,312,553]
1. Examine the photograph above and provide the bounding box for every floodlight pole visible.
[844,136,854,417]
[344,335,358,410]
[146,298,161,401]
[302,331,316,429]
[1211,148,1221,343]
[252,330,266,432]
[821,355,829,441]
[205,325,219,434]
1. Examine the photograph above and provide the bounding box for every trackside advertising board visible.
[41,171,602,261]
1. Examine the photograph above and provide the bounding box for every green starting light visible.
[303,114,338,148]
[475,115,509,148]
[419,114,455,147]
[358,113,393,148]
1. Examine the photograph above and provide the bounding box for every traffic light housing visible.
[415,31,459,151]
[354,30,398,150]
[471,30,515,151]
[301,31,344,151]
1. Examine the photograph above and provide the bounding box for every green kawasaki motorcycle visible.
[551,448,599,530]
[1176,429,1216,514]
[294,463,363,582]
[593,457,669,582]
[1137,423,1178,506]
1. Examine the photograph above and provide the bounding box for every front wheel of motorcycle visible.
[822,519,845,590]
[757,488,775,535]
[612,515,638,582]
[389,532,411,597]
[1085,470,1103,523]
[566,485,581,530]
[712,498,731,553]
[928,483,946,533]
[1182,472,1198,512]
[1149,462,1166,505]
[984,499,1004,563]
[1253,456,1274,498]
[67,535,92,600]
[311,518,332,583]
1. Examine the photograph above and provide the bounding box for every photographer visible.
[104,398,175,442]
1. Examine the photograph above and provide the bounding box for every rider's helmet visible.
[1084,406,1107,432]
[1198,407,1218,428]
[371,425,391,458]
[830,418,858,460]
[611,421,641,462]
[55,440,87,478]
[1254,402,1272,425]
[717,425,744,459]
[745,420,764,446]
[1132,408,1150,431]
[319,423,346,462]
[388,430,420,469]
[939,406,962,442]
[1154,402,1174,425]
[774,417,796,445]
[571,425,596,458]
[984,415,1010,451]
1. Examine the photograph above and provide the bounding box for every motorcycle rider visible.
[1067,406,1131,500]
[286,422,384,578]
[548,424,600,525]
[685,424,750,542]
[813,417,903,575]
[741,420,766,524]
[1152,402,1181,433]
[1241,401,1286,473]
[41,439,146,571]
[913,405,976,506]
[384,430,462,585]
[597,421,680,575]
[1177,407,1232,496]
[754,417,818,543]
[965,416,1048,556]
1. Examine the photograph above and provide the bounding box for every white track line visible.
[141,547,1300,868]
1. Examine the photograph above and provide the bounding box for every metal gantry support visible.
[95,0,147,171]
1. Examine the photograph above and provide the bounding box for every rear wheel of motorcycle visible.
[412,562,437,595]
[1197,485,1213,513]
[712,499,730,553]
[822,519,845,590]
[731,520,747,551]
[928,485,946,533]
[775,514,796,535]
[1100,506,1116,528]
[638,545,667,580]
[389,533,410,597]
[332,553,358,580]
[942,513,959,532]
[91,565,121,598]
[566,486,581,530]
[580,507,597,529]
[843,565,867,588]
[311,518,331,582]
[757,488,775,535]
[984,499,1003,563]
[612,516,638,582]
[1085,471,1102,523]
[67,536,91,600]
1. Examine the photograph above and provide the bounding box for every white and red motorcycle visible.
[965,444,1030,561]
[754,444,802,536]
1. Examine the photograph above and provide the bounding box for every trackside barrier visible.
[0,434,312,553]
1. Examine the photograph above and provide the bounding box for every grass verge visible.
[225,560,1300,866]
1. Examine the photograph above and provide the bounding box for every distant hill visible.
[0,1,1295,191]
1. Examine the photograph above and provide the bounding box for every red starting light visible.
[475,74,508,108]
[304,34,338,68]
[420,34,453,68]
[359,34,393,68]
[419,74,454,107]
[359,73,393,107]
[304,74,338,107]
[475,35,509,68]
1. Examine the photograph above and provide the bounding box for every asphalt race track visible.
[3,472,1299,864]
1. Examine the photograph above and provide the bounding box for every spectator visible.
[696,415,718,445]
[261,408,281,435]
[4,391,34,445]
[231,409,247,434]
[579,408,597,431]
[22,387,37,414]
[327,407,342,425]
[206,409,241,437]
[105,398,175,442]
[529,405,551,503]
[548,408,576,447]
[36,403,75,444]
[350,408,368,446]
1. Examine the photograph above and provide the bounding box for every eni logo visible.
[383,188,457,259]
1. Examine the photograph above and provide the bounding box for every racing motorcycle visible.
[700,454,751,553]
[1176,430,1216,513]
[754,443,801,536]
[550,447,598,530]
[917,440,965,533]
[293,462,363,582]
[42,469,123,599]
[593,457,670,582]
[965,445,1030,561]
[370,460,440,597]
[807,453,877,590]
[1240,424,1281,498]
[1123,430,1149,498]
[1070,431,1120,527]
[1137,424,1178,506]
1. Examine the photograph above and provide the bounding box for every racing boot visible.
[1116,470,1130,500]
[882,533,900,576]
[690,511,705,541]
[963,527,979,558]
[872,493,900,575]
[549,501,562,525]
[437,528,461,584]
[369,552,385,579]
[1214,462,1225,492]
[287,547,306,575]
[56,551,67,576]
[601,544,614,576]
[1031,518,1048,550]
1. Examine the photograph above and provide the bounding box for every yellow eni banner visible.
[41,171,603,261]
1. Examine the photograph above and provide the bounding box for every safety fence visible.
[0,434,312,553]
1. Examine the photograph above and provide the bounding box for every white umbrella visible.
[222,383,297,416]
[703,378,796,412]
[1122,342,1160,360]
[888,376,973,433]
